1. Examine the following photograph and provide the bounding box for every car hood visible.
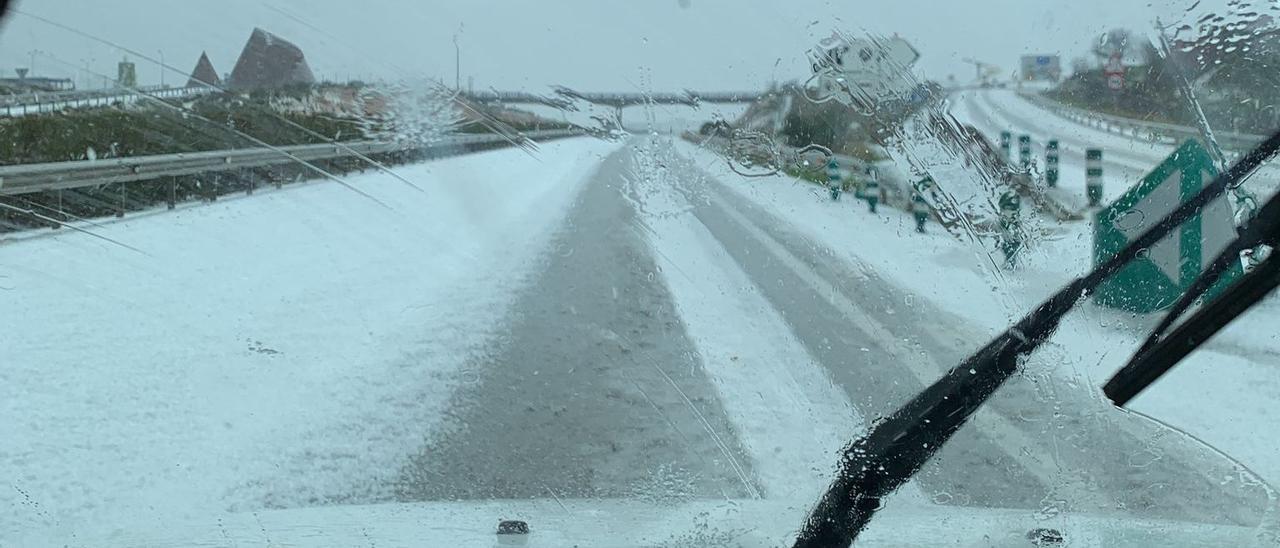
[49,497,1267,547]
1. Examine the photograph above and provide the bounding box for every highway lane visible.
[394,147,759,502]
[390,137,1269,527]
[957,89,1280,206]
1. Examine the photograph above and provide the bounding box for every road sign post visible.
[998,189,1022,267]
[827,159,842,201]
[1018,134,1031,170]
[1086,148,1103,206]
[1093,139,1240,312]
[999,131,1012,162]
[1045,139,1060,187]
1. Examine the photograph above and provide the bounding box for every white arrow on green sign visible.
[1093,139,1240,313]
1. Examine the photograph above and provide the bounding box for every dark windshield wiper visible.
[793,129,1280,548]
[1105,186,1280,406]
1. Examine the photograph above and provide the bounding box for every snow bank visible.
[0,138,620,541]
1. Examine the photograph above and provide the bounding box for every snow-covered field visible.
[672,96,1280,495]
[0,138,620,541]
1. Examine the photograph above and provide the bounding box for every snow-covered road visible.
[4,116,1278,545]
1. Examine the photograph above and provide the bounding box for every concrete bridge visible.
[461,87,767,117]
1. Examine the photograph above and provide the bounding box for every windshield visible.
[4,1,1280,546]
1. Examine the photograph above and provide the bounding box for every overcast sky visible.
[0,0,1219,92]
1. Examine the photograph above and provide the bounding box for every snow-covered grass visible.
[671,136,1280,492]
[0,138,620,542]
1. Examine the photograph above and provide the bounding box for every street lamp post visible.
[158,49,165,87]
[453,34,460,90]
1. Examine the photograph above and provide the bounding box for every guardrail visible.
[1017,92,1264,152]
[1,85,215,117]
[0,129,583,196]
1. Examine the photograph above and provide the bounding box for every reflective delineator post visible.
[1086,148,1104,206]
[1045,139,1060,187]
[998,188,1022,268]
[911,176,933,233]
[862,166,880,213]
[1018,134,1032,170]
[999,131,1012,162]
[827,159,842,202]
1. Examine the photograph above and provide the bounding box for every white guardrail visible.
[0,85,215,117]
[1017,91,1265,152]
[0,129,583,196]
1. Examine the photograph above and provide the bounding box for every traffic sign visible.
[1093,139,1240,313]
[1104,51,1125,91]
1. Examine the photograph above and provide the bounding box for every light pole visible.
[453,34,460,90]
[157,49,165,87]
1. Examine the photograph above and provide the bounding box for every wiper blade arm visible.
[1105,183,1280,406]
[793,283,1083,547]
[794,128,1280,548]
[1104,246,1280,407]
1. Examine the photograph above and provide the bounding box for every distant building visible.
[117,58,137,88]
[227,28,315,90]
[187,51,222,88]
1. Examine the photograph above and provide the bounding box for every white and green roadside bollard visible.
[1086,148,1104,206]
[860,166,881,213]
[911,176,933,233]
[1045,139,1060,187]
[998,188,1022,268]
[827,158,842,201]
[1018,134,1032,170]
[999,131,1012,162]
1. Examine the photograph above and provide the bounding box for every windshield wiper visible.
[1105,184,1280,406]
[793,129,1280,548]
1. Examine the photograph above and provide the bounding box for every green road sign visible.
[1093,139,1240,313]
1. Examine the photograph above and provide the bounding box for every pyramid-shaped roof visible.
[227,28,316,90]
[187,51,222,88]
